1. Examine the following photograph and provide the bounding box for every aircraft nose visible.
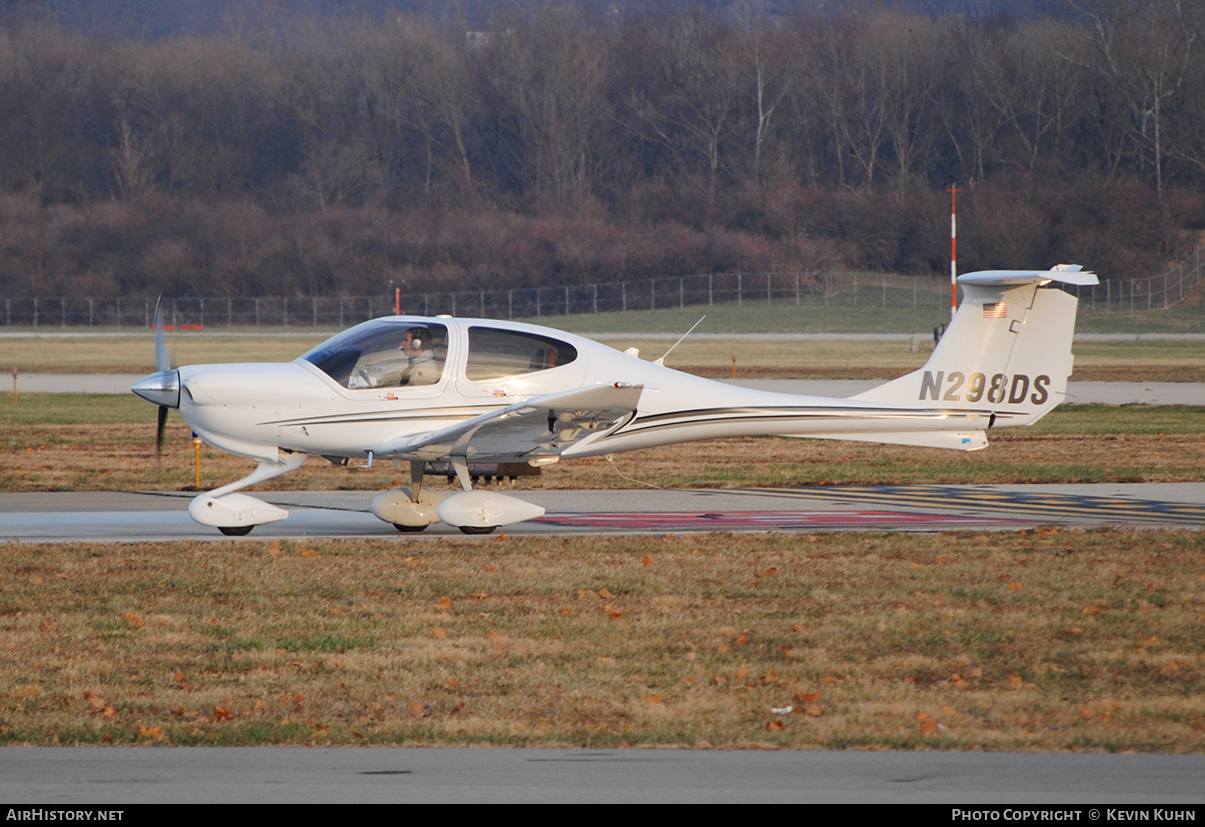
[131,369,180,409]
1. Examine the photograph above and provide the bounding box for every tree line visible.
[0,0,1201,299]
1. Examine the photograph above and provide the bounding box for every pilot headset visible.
[407,327,428,350]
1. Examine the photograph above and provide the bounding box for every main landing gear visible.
[371,460,545,535]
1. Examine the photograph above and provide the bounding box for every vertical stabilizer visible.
[852,267,1096,429]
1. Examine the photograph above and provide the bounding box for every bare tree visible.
[484,8,611,210]
[0,23,99,201]
[1070,0,1200,197]
[627,11,744,219]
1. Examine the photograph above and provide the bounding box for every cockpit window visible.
[465,327,577,381]
[300,320,448,389]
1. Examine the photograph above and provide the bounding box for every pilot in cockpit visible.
[397,326,441,386]
[347,324,445,389]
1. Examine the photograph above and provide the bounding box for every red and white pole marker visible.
[948,182,960,322]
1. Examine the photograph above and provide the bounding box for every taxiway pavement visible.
[2,483,1202,543]
[3,746,1203,803]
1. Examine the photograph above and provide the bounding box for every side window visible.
[302,322,448,389]
[465,327,578,381]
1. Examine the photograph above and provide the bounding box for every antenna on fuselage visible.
[654,315,706,366]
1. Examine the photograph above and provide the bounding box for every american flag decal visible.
[983,302,1007,319]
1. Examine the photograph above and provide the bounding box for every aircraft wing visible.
[386,383,643,462]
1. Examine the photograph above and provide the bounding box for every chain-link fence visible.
[3,252,1201,329]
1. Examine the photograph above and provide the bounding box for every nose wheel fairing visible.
[187,452,308,535]
[189,492,289,533]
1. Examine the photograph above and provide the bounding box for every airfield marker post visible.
[948,180,960,321]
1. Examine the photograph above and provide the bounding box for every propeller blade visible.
[157,404,168,455]
[153,297,171,373]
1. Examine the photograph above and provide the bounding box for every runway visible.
[2,483,1202,542]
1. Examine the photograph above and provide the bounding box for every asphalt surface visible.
[2,483,1203,544]
[2,747,1203,804]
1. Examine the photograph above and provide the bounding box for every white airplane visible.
[132,265,1097,536]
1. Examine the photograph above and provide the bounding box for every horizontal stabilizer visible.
[957,265,1099,287]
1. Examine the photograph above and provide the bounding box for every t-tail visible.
[850,264,1098,445]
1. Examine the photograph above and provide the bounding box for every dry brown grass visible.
[1,531,1201,749]
[1,396,1202,494]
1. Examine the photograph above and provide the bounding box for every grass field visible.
[2,530,1202,749]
